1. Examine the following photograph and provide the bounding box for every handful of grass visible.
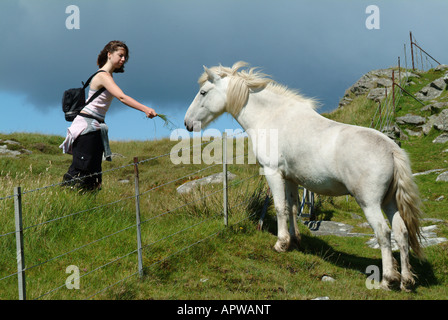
[156,114,178,130]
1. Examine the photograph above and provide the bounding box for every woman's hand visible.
[145,107,157,119]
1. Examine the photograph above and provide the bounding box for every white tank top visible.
[82,88,114,121]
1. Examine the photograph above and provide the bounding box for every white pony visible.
[184,62,424,291]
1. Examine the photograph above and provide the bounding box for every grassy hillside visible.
[0,67,447,300]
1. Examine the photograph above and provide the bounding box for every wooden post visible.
[404,44,408,71]
[410,31,415,71]
[14,186,26,300]
[133,157,144,278]
[222,132,228,226]
[392,70,396,116]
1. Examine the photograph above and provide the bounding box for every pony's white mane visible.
[198,61,318,115]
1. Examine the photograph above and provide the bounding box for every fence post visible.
[133,157,144,278]
[404,44,408,71]
[14,186,26,300]
[410,31,415,70]
[392,70,395,116]
[222,132,228,226]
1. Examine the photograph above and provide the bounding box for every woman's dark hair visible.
[97,40,129,73]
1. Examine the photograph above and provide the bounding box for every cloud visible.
[1,0,447,118]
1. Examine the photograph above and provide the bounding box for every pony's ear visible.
[203,66,220,83]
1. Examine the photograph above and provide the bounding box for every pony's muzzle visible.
[184,120,193,132]
[184,119,201,132]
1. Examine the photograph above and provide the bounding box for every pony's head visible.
[184,61,271,132]
[184,65,229,132]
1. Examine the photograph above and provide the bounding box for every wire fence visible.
[0,130,265,300]
[370,31,436,133]
[409,31,441,72]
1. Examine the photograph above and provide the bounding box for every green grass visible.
[1,67,448,300]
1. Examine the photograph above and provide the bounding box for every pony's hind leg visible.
[362,203,401,290]
[383,199,415,292]
[286,180,301,249]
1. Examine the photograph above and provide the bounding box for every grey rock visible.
[396,114,426,125]
[413,168,445,176]
[0,145,21,156]
[423,218,445,223]
[421,102,448,113]
[436,171,448,182]
[0,140,31,157]
[405,129,422,137]
[366,225,447,250]
[434,64,448,71]
[421,113,440,135]
[321,276,336,282]
[381,124,407,143]
[433,109,448,132]
[433,133,448,144]
[303,217,447,250]
[176,171,237,194]
[415,76,447,101]
[338,68,398,107]
[375,77,393,88]
[367,88,388,101]
[304,220,372,237]
[431,77,447,91]
[1,139,20,146]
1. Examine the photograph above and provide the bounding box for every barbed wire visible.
[0,133,250,239]
[86,196,260,300]
[31,173,260,300]
[0,134,260,299]
[0,129,248,201]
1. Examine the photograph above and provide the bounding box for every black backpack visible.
[62,70,106,121]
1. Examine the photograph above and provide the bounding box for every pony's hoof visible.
[400,278,415,292]
[380,275,401,291]
[274,240,289,252]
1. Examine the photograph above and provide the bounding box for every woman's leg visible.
[64,131,104,190]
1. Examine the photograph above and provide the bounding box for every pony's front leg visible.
[265,170,297,252]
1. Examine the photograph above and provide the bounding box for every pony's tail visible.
[392,148,425,260]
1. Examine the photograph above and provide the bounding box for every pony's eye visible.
[200,90,207,96]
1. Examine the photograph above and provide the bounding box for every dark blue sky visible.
[0,0,447,140]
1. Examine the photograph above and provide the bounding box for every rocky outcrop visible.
[337,65,448,186]
[0,139,32,157]
[339,69,391,107]
[415,75,448,101]
[338,68,420,108]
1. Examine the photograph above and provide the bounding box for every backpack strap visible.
[83,70,107,106]
[82,70,106,89]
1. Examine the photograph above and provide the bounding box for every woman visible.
[60,40,157,190]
